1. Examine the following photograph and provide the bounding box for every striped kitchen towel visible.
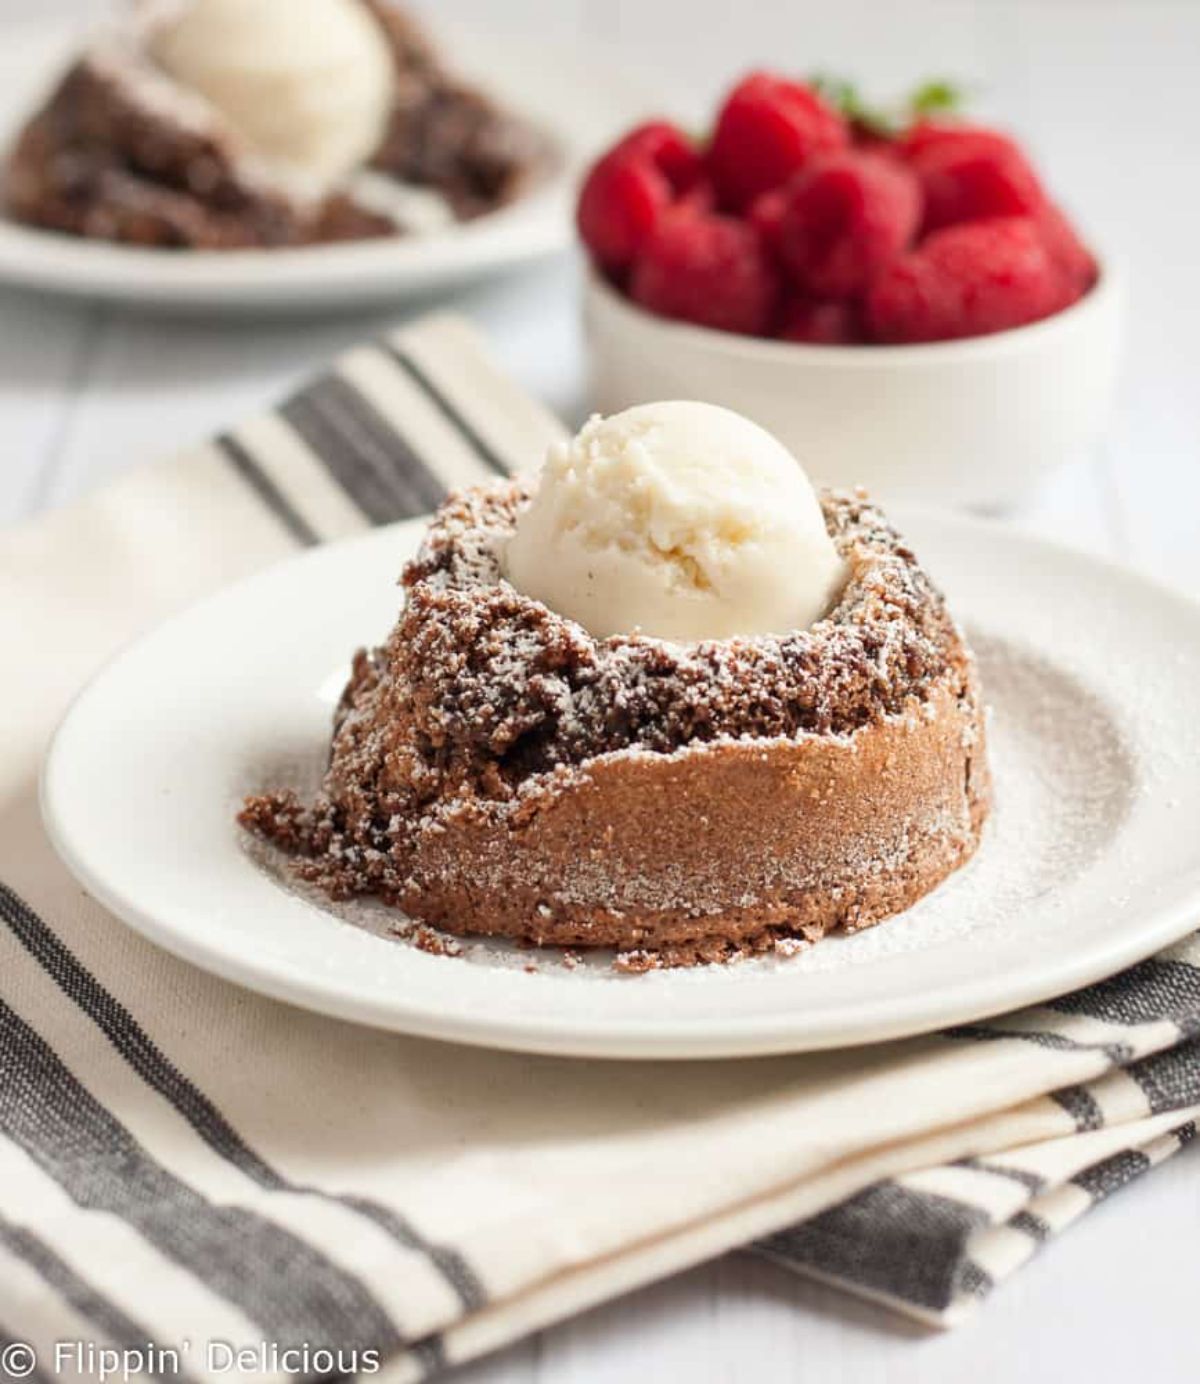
[1,312,1198,1382]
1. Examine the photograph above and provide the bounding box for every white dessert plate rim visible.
[0,19,640,311]
[41,509,1200,1060]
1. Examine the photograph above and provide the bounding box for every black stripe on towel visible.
[0,882,483,1318]
[216,434,319,547]
[1123,1039,1200,1116]
[385,344,511,477]
[0,1332,50,1384]
[333,1196,481,1314]
[1051,1084,1106,1132]
[1071,1147,1152,1202]
[0,1216,185,1381]
[0,1331,52,1384]
[1047,957,1200,1030]
[1008,1209,1052,1243]
[758,1183,989,1314]
[953,1258,993,1300]
[0,998,402,1351]
[281,375,447,523]
[0,1330,52,1384]
[0,1328,52,1384]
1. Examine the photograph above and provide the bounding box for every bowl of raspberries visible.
[578,72,1121,508]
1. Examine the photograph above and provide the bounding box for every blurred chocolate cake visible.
[5,0,552,249]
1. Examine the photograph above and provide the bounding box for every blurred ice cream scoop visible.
[151,0,395,190]
[504,401,846,643]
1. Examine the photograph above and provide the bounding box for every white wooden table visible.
[2,2,1198,1380]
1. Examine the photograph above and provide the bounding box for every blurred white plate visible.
[42,512,1200,1059]
[0,19,645,312]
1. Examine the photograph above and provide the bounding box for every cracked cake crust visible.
[241,484,991,965]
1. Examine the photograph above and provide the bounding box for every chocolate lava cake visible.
[241,484,991,968]
[5,1,551,249]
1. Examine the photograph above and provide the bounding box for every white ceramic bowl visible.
[585,261,1123,510]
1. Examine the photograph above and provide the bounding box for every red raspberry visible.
[898,119,1019,161]
[630,209,781,335]
[577,157,666,271]
[775,151,921,299]
[910,132,1044,232]
[1035,202,1098,303]
[677,178,717,216]
[707,72,848,211]
[777,297,862,344]
[865,217,1062,343]
[747,187,788,260]
[577,121,702,272]
[614,121,706,195]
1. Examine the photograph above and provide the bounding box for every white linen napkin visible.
[1,312,1197,1382]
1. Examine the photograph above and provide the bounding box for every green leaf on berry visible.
[808,73,858,112]
[808,73,974,139]
[907,79,969,117]
[808,72,897,137]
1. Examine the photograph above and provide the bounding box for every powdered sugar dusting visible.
[759,628,1136,973]
[243,626,1135,978]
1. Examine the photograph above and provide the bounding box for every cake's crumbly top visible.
[340,482,964,797]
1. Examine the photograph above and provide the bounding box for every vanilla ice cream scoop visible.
[151,0,395,191]
[503,402,846,643]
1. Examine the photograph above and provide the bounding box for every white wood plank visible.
[0,289,101,524]
[532,1262,728,1384]
[449,1336,538,1384]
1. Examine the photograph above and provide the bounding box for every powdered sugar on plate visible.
[761,627,1137,974]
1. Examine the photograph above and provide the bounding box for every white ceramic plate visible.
[42,512,1200,1060]
[0,20,643,312]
